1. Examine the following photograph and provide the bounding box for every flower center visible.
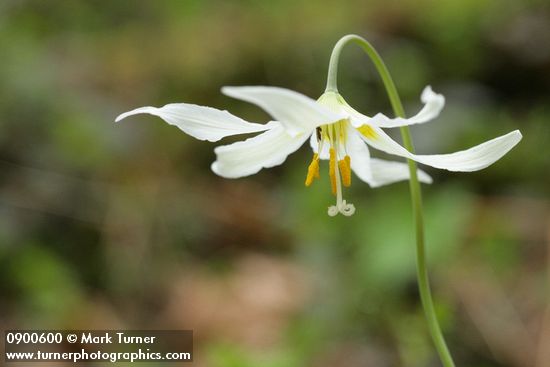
[305,120,355,217]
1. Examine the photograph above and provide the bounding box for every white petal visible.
[211,122,310,178]
[348,86,445,128]
[368,159,433,187]
[221,86,344,136]
[309,131,330,159]
[356,125,522,172]
[115,103,274,142]
[346,128,374,184]
[345,128,431,187]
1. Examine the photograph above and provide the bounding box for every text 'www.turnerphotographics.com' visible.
[4,330,193,363]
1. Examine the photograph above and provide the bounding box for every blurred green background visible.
[0,0,549,366]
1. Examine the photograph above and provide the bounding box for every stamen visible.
[321,122,356,217]
[304,153,320,187]
[338,155,351,187]
[329,148,337,195]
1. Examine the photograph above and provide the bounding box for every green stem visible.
[327,34,456,367]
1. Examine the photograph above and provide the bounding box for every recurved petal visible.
[221,86,344,136]
[345,128,374,184]
[115,103,274,142]
[211,122,310,178]
[368,159,432,187]
[348,86,445,128]
[345,128,431,187]
[356,124,522,172]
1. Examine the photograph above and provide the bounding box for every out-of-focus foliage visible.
[0,0,548,366]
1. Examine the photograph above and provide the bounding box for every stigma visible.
[304,121,355,217]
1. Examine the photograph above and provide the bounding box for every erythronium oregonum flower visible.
[116,34,522,367]
[115,86,521,216]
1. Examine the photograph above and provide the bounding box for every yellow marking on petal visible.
[357,124,378,140]
[338,155,351,187]
[305,153,320,187]
[329,148,337,195]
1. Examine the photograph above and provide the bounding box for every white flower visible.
[116,86,522,217]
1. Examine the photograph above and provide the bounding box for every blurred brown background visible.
[0,0,549,366]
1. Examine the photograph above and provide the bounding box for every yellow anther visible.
[304,153,320,187]
[357,124,378,140]
[329,148,337,195]
[338,155,351,187]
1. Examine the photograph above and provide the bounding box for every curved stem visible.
[327,35,456,367]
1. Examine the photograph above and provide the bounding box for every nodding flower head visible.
[116,85,521,217]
